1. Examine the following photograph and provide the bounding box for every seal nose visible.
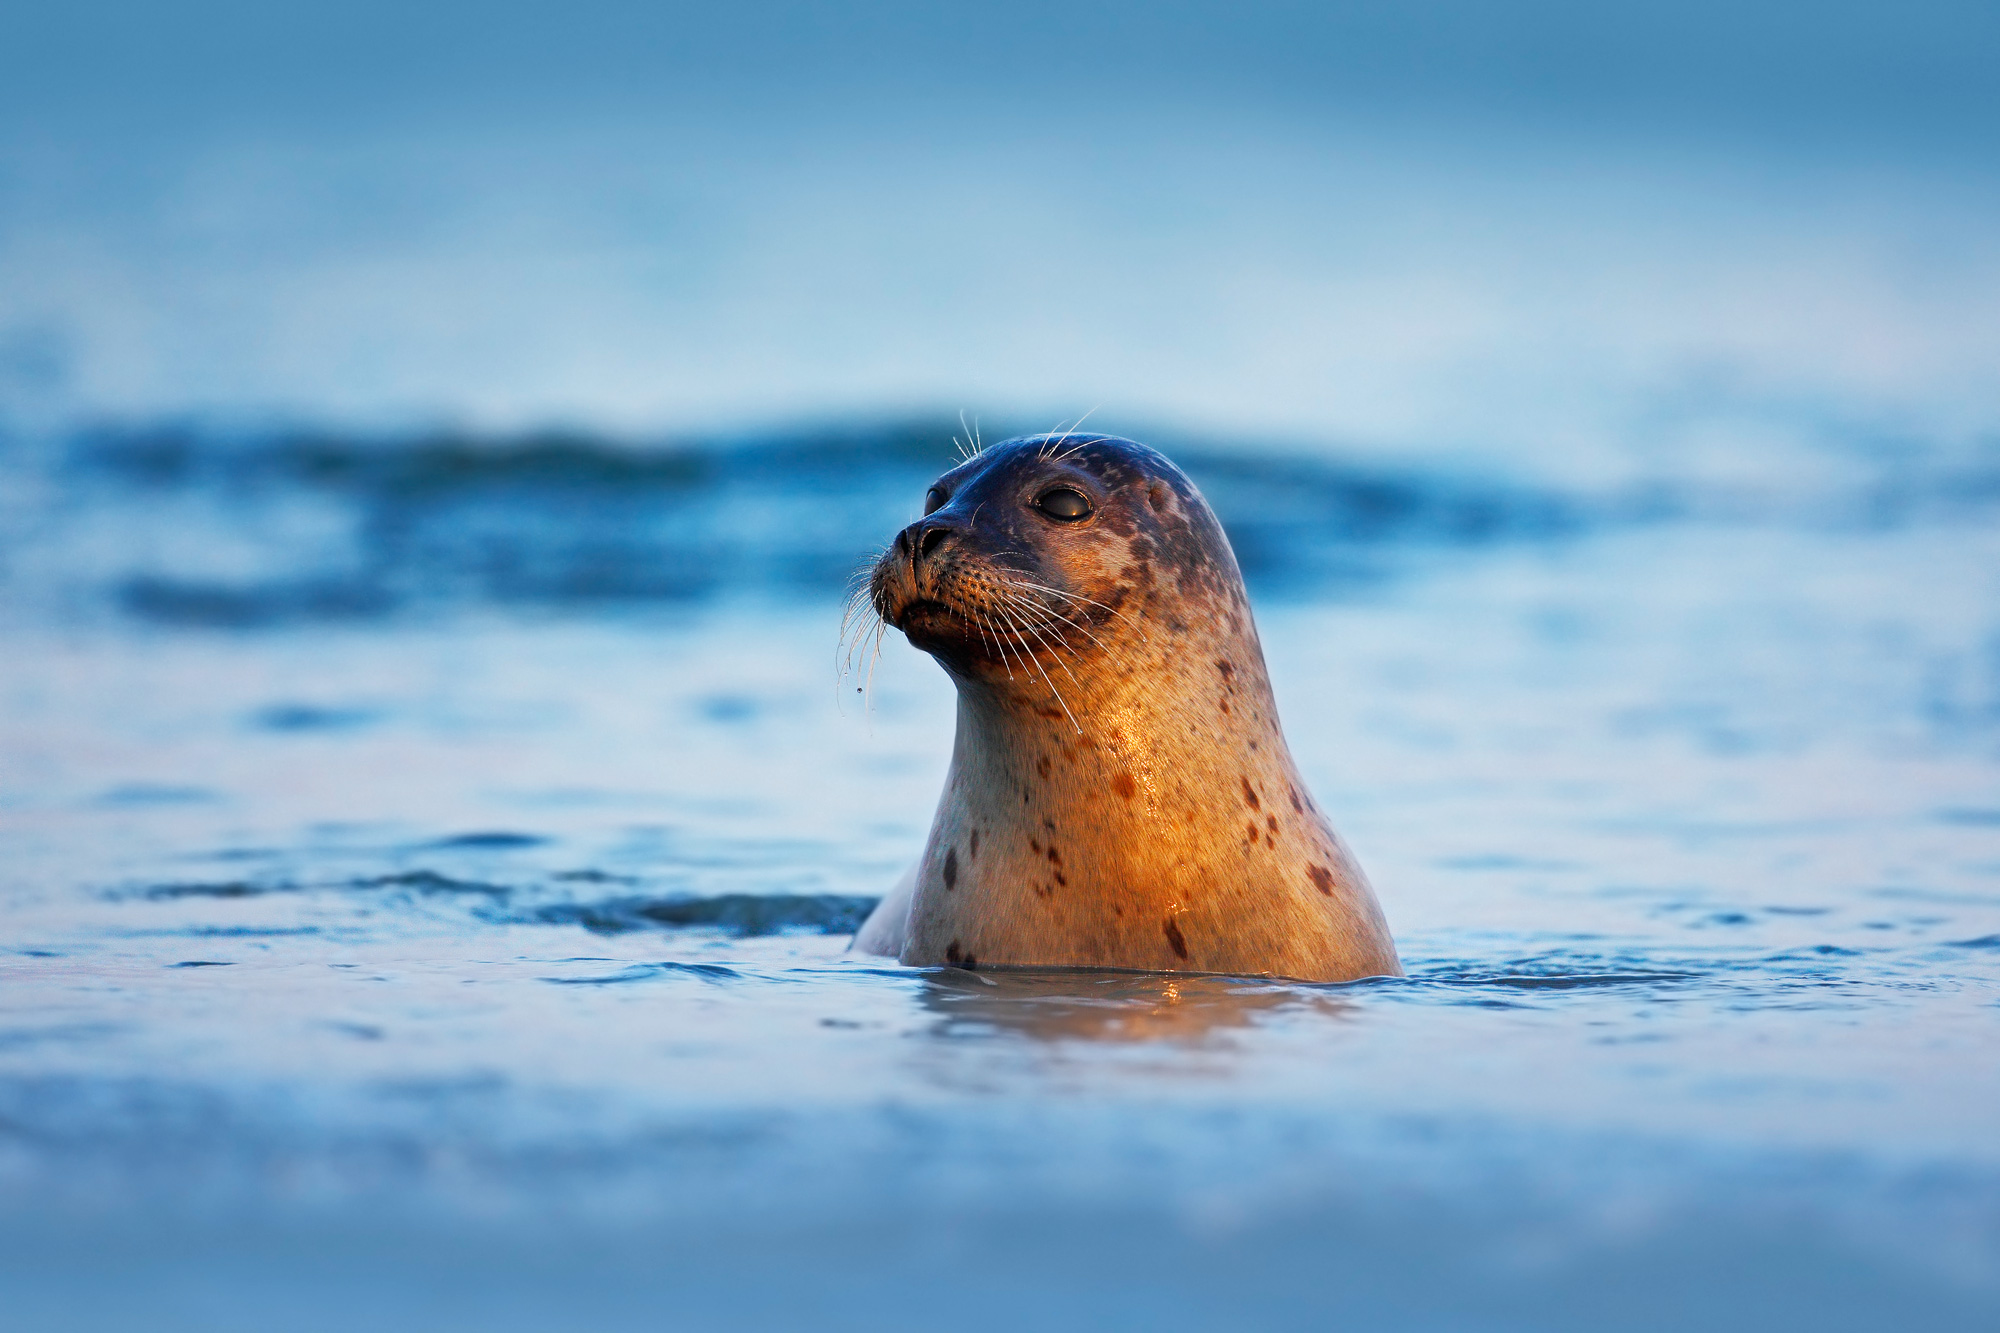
[895,519,957,568]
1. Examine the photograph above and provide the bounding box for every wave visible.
[6,417,1994,626]
[131,872,880,939]
[526,893,881,937]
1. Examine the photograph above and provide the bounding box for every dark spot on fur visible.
[970,829,980,858]
[1308,865,1335,896]
[1046,845,1062,866]
[1241,776,1260,810]
[1163,916,1189,960]
[943,847,958,890]
[962,953,977,969]
[1030,838,1041,854]
[1219,698,1230,714]
[946,940,962,963]
[1036,755,1053,779]
[1216,659,1234,679]
[1288,786,1304,814]
[1266,815,1279,834]
[1054,872,1067,887]
[1112,771,1137,800]
[1245,820,1259,844]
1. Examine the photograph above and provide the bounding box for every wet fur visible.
[854,434,1401,982]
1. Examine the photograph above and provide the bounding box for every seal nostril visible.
[896,520,954,569]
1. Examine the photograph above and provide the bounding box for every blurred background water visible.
[2,3,1998,1329]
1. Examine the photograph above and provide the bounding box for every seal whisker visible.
[838,549,898,717]
[989,571,1139,634]
[993,576,1102,611]
[989,581,1129,668]
[838,597,890,715]
[992,583,1110,647]
[988,586,1137,705]
[996,612,1035,685]
[841,547,890,642]
[839,579,883,666]
[1048,407,1102,463]
[1040,405,1101,462]
[974,607,1021,681]
[1004,600,1133,682]
[967,599,1006,666]
[858,616,887,713]
[1018,626,1091,720]
[852,610,886,682]
[994,599,1084,734]
[993,610,1038,686]
[992,588,1099,673]
[984,567,1116,610]
[837,589,864,668]
[958,410,986,460]
[987,600,1049,689]
[994,591,1086,684]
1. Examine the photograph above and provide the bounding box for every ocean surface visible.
[1,421,1997,1328]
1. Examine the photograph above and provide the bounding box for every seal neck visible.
[945,618,1294,782]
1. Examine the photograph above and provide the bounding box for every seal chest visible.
[853,433,1400,982]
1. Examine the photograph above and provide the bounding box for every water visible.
[2,425,1997,1328]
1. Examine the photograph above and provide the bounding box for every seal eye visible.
[923,486,947,515]
[1036,487,1092,521]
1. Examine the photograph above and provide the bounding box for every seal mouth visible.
[892,596,952,622]
[891,597,966,648]
[885,590,1052,661]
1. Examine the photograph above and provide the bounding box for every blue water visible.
[2,425,1997,1328]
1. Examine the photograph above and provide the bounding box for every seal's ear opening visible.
[1147,481,1171,513]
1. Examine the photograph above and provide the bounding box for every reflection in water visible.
[915,967,1353,1046]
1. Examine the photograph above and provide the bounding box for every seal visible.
[849,433,1401,982]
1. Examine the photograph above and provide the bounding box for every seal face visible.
[855,433,1401,982]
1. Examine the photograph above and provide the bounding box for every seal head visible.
[856,433,1401,982]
